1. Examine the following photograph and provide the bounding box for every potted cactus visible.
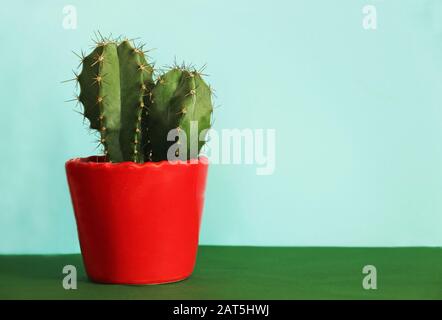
[65,35,213,284]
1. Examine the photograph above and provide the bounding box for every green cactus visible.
[145,67,213,161]
[77,38,154,162]
[71,35,213,163]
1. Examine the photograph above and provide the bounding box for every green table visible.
[1,246,441,299]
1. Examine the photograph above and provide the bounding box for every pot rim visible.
[65,155,209,170]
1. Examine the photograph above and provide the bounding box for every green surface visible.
[0,246,441,300]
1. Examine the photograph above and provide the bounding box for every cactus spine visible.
[72,35,213,163]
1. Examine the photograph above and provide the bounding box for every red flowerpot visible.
[65,156,209,285]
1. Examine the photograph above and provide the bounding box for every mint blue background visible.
[1,0,442,253]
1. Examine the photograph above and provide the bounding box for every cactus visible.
[70,35,213,163]
[77,37,154,162]
[144,67,213,162]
